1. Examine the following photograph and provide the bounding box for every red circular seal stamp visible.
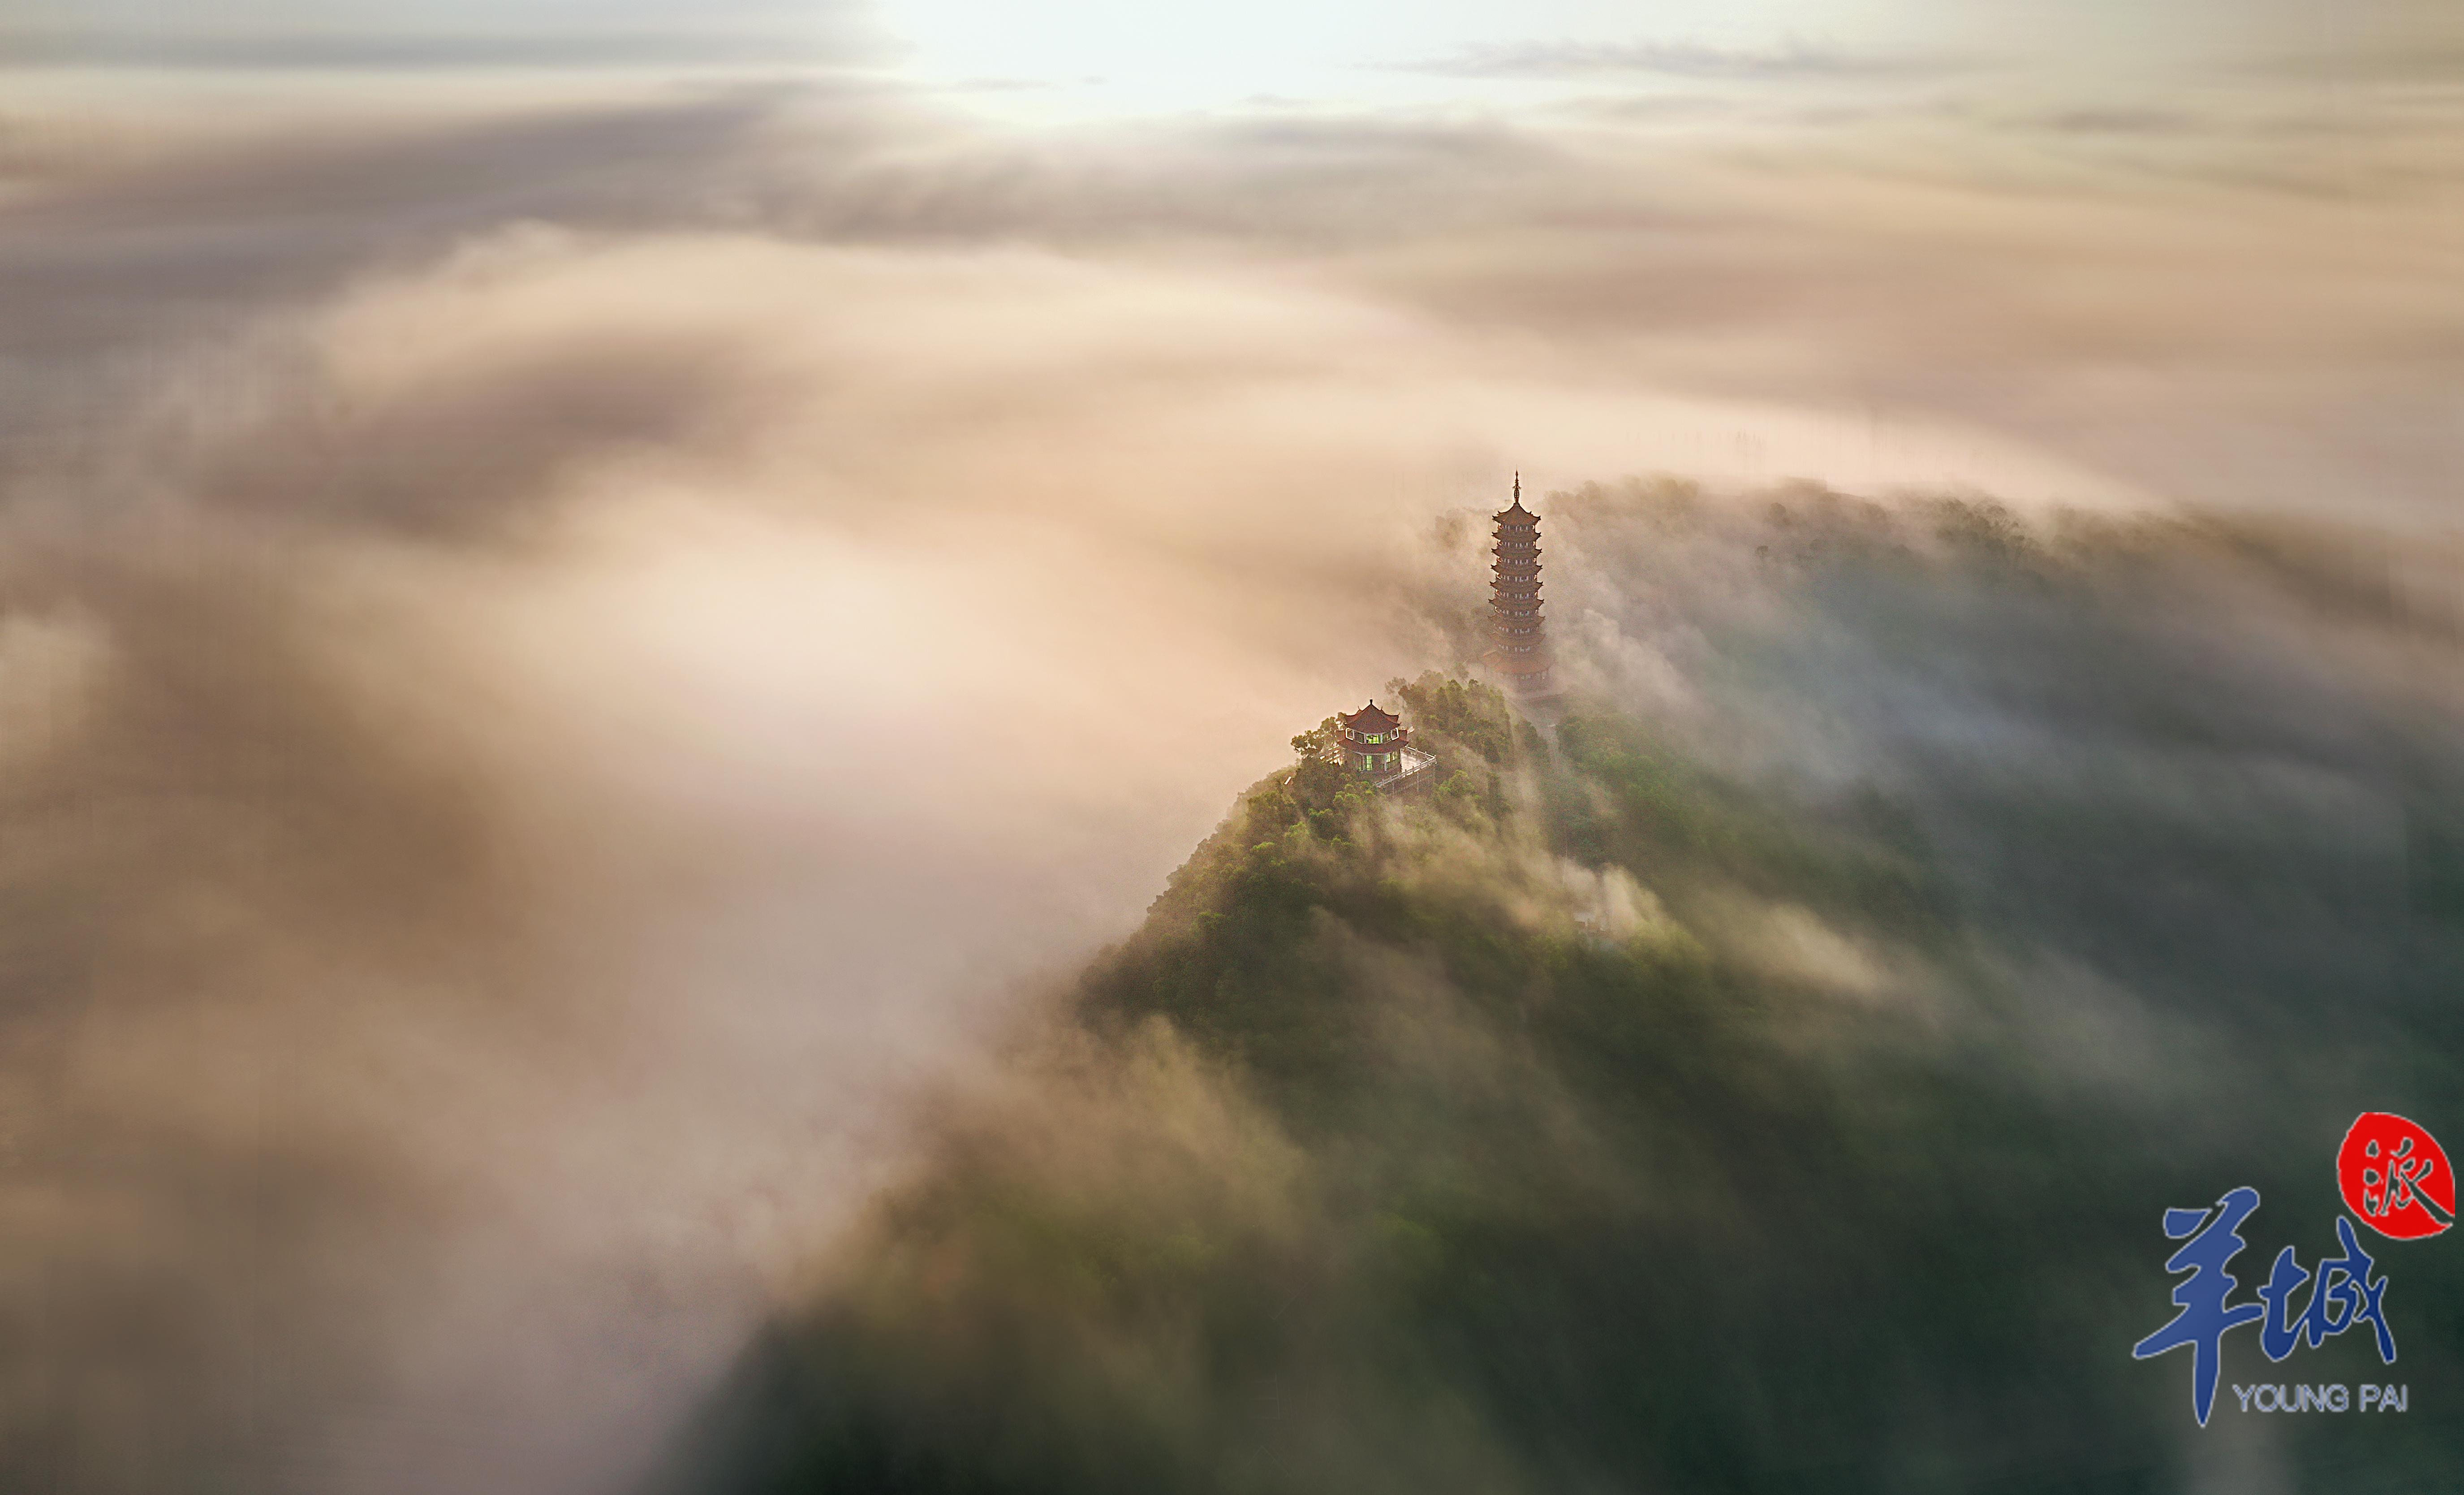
[2337,1112,2454,1241]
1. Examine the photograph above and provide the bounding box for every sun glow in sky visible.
[846,0,2456,126]
[863,0,1896,114]
[18,0,2455,119]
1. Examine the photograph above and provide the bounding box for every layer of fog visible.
[0,53,2456,1494]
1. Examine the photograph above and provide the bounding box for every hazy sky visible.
[14,0,2464,70]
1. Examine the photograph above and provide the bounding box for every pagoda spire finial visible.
[1513,470,1520,503]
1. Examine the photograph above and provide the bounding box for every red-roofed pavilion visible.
[1337,700,1408,777]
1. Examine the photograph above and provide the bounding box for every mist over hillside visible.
[670,486,2464,1493]
[2,35,2459,1490]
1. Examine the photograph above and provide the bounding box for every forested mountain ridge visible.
[667,493,2464,1495]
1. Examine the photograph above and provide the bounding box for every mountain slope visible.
[667,493,2464,1494]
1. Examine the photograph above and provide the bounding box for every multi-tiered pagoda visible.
[1484,474,1554,696]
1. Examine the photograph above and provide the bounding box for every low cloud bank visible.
[0,64,2456,1492]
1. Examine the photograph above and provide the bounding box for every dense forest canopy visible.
[667,487,2464,1494]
